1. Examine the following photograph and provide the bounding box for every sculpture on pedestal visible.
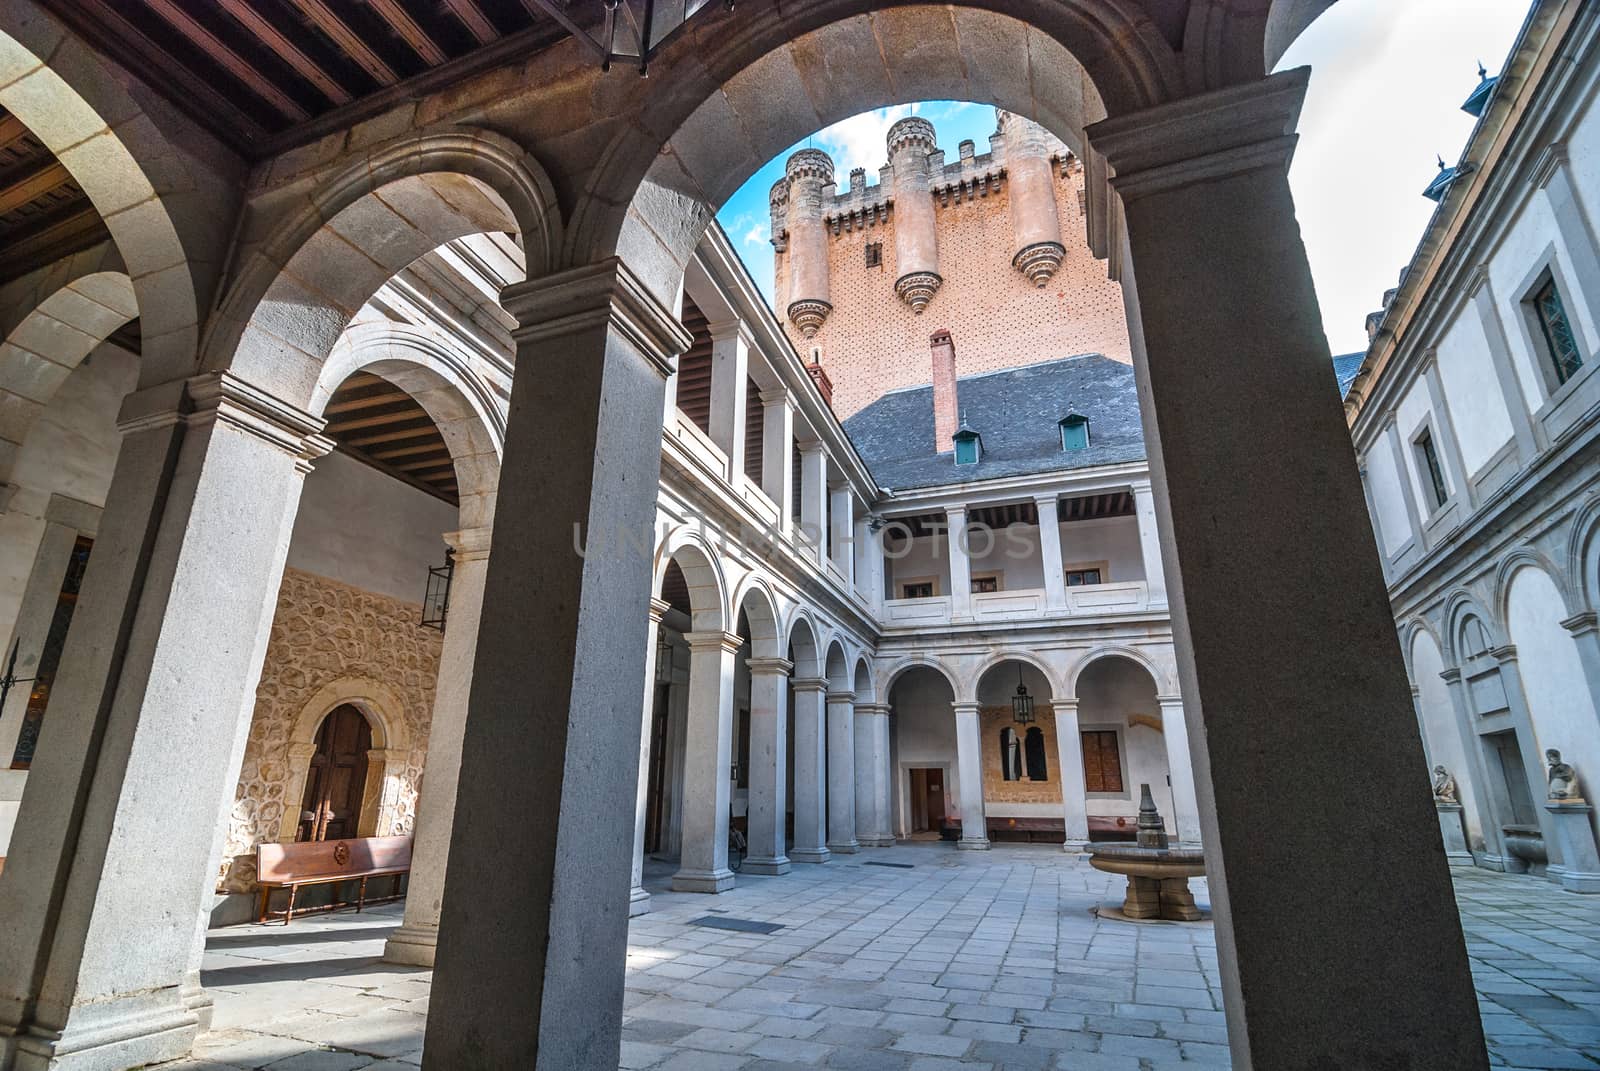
[1432,765,1458,804]
[1547,749,1582,802]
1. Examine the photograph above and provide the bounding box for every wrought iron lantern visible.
[655,634,674,681]
[1012,664,1035,725]
[420,549,454,632]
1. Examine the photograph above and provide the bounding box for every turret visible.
[998,110,1066,287]
[779,148,835,338]
[887,117,942,313]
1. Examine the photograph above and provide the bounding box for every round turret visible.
[887,117,941,313]
[779,148,837,338]
[998,109,1066,288]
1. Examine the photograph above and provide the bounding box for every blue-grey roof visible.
[1333,351,1365,396]
[842,354,1146,491]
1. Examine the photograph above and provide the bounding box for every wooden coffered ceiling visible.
[0,105,109,286]
[325,372,458,505]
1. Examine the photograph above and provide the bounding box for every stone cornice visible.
[120,372,331,472]
[502,257,691,378]
[826,690,856,704]
[684,629,744,654]
[791,676,828,693]
[648,596,672,622]
[746,656,794,676]
[1561,610,1598,636]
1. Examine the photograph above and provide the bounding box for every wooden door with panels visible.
[297,705,372,842]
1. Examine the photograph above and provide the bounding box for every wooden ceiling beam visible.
[325,410,434,434]
[345,426,445,448]
[0,114,30,156]
[0,161,70,216]
[0,205,108,286]
[216,0,352,105]
[369,0,449,66]
[144,0,310,121]
[370,440,455,461]
[287,0,400,85]
[443,0,498,45]
[395,455,456,474]
[324,391,413,416]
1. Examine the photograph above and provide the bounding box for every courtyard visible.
[165,844,1599,1071]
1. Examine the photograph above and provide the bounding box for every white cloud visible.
[811,103,921,176]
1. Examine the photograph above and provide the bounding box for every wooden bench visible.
[255,835,411,925]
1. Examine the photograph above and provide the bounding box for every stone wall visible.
[218,567,441,893]
[979,705,1063,805]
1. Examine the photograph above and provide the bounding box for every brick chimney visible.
[931,329,958,452]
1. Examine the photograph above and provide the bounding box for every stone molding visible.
[786,298,832,338]
[1088,68,1309,204]
[1561,611,1598,637]
[445,526,493,563]
[855,702,891,717]
[1490,644,1518,663]
[502,257,692,378]
[117,373,330,471]
[648,596,672,623]
[1527,141,1568,191]
[826,690,856,704]
[952,701,981,716]
[894,271,943,314]
[1439,667,1463,684]
[44,493,102,537]
[684,629,744,655]
[791,676,829,694]
[1012,241,1066,288]
[746,656,794,676]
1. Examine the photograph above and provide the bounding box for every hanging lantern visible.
[420,549,454,632]
[1012,664,1034,725]
[655,634,674,681]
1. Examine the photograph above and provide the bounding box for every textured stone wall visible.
[979,705,1063,805]
[776,162,1130,417]
[218,568,441,893]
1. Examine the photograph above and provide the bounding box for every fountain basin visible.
[1087,843,1206,921]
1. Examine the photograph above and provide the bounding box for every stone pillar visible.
[854,702,894,846]
[1533,144,1600,327]
[744,656,792,875]
[1560,612,1600,745]
[424,259,690,1070]
[1034,493,1067,610]
[888,117,942,313]
[708,318,750,483]
[782,149,835,338]
[761,388,794,534]
[945,506,972,618]
[1050,698,1090,850]
[1384,418,1427,542]
[825,688,859,854]
[1489,644,1569,866]
[0,495,99,768]
[999,110,1066,287]
[672,629,742,893]
[952,703,989,849]
[1470,274,1540,462]
[1420,356,1472,511]
[382,527,492,964]
[627,598,672,915]
[799,443,827,560]
[851,514,873,603]
[1089,69,1487,1070]
[863,522,886,612]
[1158,695,1202,846]
[0,372,328,1071]
[789,677,830,863]
[829,484,853,581]
[1131,481,1167,606]
[1438,667,1504,863]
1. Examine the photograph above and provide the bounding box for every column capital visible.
[746,656,794,676]
[826,690,856,704]
[1032,492,1058,510]
[791,676,829,694]
[367,747,410,764]
[945,504,968,520]
[684,629,744,655]
[1087,68,1308,204]
[705,316,753,347]
[798,440,826,458]
[1490,644,1518,663]
[759,387,793,409]
[1052,698,1079,711]
[1561,611,1598,637]
[286,741,319,761]
[120,372,332,471]
[1439,667,1463,684]
[1528,141,1568,189]
[1156,695,1184,708]
[445,527,493,562]
[43,493,101,536]
[1129,479,1154,496]
[952,701,981,716]
[855,702,890,717]
[501,258,692,378]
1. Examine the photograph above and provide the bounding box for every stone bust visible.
[1547,749,1582,801]
[1431,765,1458,804]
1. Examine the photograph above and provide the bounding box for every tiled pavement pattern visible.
[158,843,1600,1070]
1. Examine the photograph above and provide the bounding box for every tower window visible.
[1060,414,1090,451]
[1530,277,1584,386]
[864,241,883,268]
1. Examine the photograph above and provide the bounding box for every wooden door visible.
[925,769,945,828]
[297,705,372,842]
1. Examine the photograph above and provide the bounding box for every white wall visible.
[886,533,952,596]
[1365,442,1413,557]
[1411,628,1483,849]
[1436,313,1514,477]
[288,450,460,605]
[1076,657,1172,822]
[1058,515,1144,582]
[890,669,958,832]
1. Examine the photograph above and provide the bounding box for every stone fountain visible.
[1087,784,1206,921]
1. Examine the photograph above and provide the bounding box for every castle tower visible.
[886,117,942,313]
[780,148,835,337]
[998,110,1067,287]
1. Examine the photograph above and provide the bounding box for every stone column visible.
[829,484,854,582]
[1560,612,1600,745]
[1131,481,1167,606]
[425,259,690,1070]
[0,372,327,1071]
[952,702,989,850]
[707,319,750,482]
[888,117,942,313]
[1438,667,1504,863]
[1050,698,1090,849]
[383,527,492,964]
[1089,69,1486,1070]
[761,388,794,534]
[0,495,99,767]
[825,688,859,854]
[946,505,972,618]
[851,514,873,603]
[1033,493,1067,610]
[799,443,827,560]
[999,110,1066,287]
[789,676,830,863]
[672,629,742,893]
[1158,695,1202,846]
[626,597,672,915]
[744,656,792,875]
[1490,644,1568,866]
[854,702,894,846]
[864,522,886,612]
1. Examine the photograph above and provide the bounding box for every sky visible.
[713,0,1532,357]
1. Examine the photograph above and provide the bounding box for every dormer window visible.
[1059,413,1090,451]
[953,425,982,465]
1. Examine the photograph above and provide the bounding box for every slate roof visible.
[1333,351,1365,396]
[842,354,1146,491]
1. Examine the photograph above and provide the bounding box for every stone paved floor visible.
[160,843,1600,1070]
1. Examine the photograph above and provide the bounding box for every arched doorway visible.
[296,704,374,843]
[975,658,1060,844]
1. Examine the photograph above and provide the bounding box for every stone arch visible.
[973,650,1064,703]
[1066,645,1172,698]
[1265,0,1341,70]
[824,639,850,690]
[206,127,563,409]
[1398,617,1444,680]
[853,657,874,702]
[277,675,415,843]
[653,526,729,633]
[321,323,505,531]
[1566,494,1600,613]
[785,610,823,678]
[0,6,205,381]
[1407,623,1484,851]
[878,655,962,705]
[1443,590,1504,667]
[732,575,782,659]
[575,2,1191,295]
[1495,548,1580,634]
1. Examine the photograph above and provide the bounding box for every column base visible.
[382,924,439,967]
[671,867,736,893]
[790,847,831,864]
[826,840,860,854]
[957,837,991,851]
[1556,870,1600,894]
[8,993,199,1071]
[859,835,896,847]
[628,886,652,916]
[1061,840,1090,855]
[742,856,791,875]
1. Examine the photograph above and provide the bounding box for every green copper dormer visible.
[1462,62,1498,118]
[1059,412,1090,451]
[953,423,982,465]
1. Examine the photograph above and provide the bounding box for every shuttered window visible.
[1081,730,1124,793]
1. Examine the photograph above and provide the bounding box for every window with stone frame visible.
[1024,727,1048,782]
[1413,426,1449,511]
[1065,567,1102,586]
[999,727,1022,781]
[971,573,1000,594]
[901,580,935,599]
[1530,276,1584,386]
[864,241,883,268]
[1081,730,1124,793]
